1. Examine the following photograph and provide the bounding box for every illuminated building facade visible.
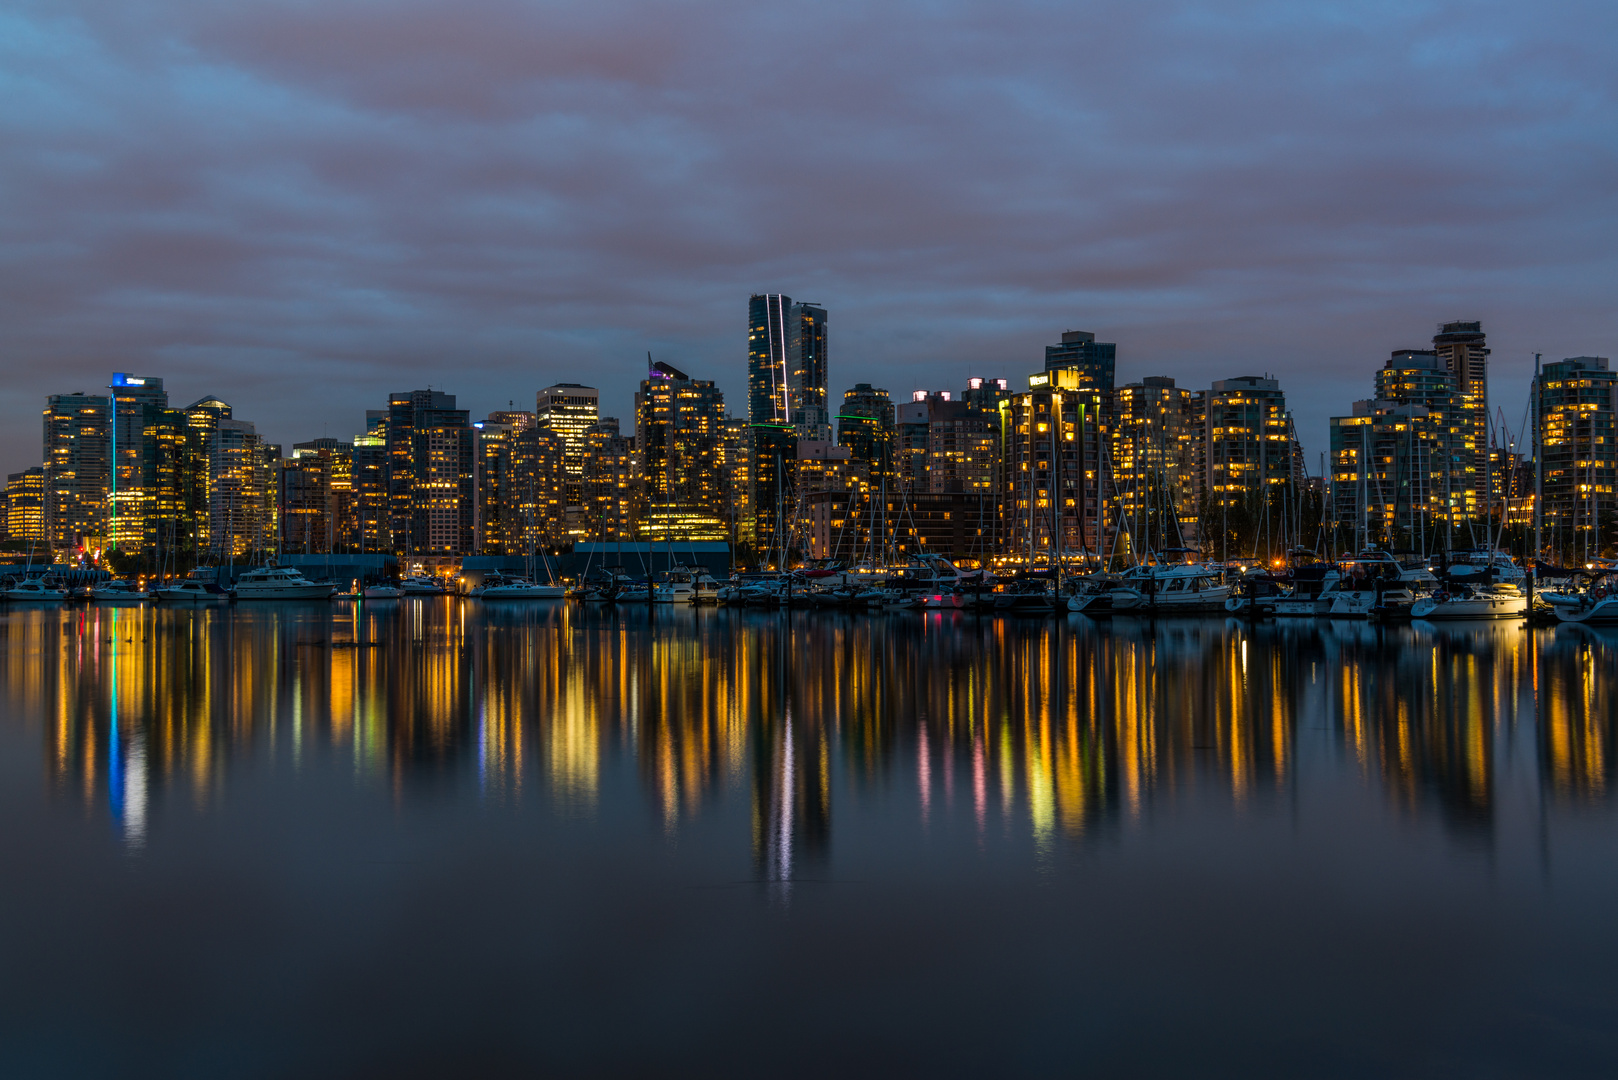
[1001,367,1109,564]
[1536,356,1616,563]
[581,418,641,543]
[1329,350,1488,549]
[1432,320,1489,398]
[280,449,334,554]
[836,384,895,479]
[5,467,44,548]
[207,419,272,560]
[636,362,728,542]
[536,384,599,536]
[1044,330,1117,391]
[43,393,109,556]
[1201,376,1300,558]
[720,416,752,548]
[107,373,169,553]
[747,294,829,440]
[1111,377,1201,554]
[352,411,388,554]
[386,390,474,557]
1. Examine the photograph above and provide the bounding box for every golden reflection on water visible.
[4,604,1616,858]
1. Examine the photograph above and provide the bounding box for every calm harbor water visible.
[2,602,1617,1076]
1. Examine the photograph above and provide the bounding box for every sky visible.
[3,0,1616,469]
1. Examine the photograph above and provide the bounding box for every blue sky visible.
[3,0,1615,466]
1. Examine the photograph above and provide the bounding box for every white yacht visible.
[400,573,447,595]
[3,575,67,602]
[1272,566,1342,617]
[362,584,404,599]
[154,569,232,604]
[472,573,564,599]
[1326,550,1436,618]
[1552,577,1618,625]
[1110,563,1230,614]
[91,578,149,603]
[234,564,337,600]
[1411,583,1528,621]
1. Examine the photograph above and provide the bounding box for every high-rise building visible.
[1200,376,1299,558]
[536,384,599,537]
[386,390,474,557]
[5,468,45,548]
[1111,376,1201,554]
[352,411,388,554]
[1432,321,1489,398]
[1536,356,1616,564]
[474,415,564,555]
[107,373,168,553]
[1044,330,1117,391]
[748,295,830,439]
[836,384,895,474]
[636,361,728,542]
[582,418,642,543]
[208,419,272,560]
[43,393,110,556]
[183,396,232,552]
[1329,349,1488,549]
[1001,367,1110,564]
[719,416,752,548]
[280,449,333,555]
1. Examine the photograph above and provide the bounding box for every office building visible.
[5,467,45,548]
[208,419,273,560]
[581,418,641,543]
[1201,376,1300,559]
[386,390,474,557]
[107,373,169,553]
[43,393,110,556]
[636,361,728,542]
[748,295,830,439]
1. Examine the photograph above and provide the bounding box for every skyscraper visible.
[5,468,45,549]
[1044,330,1117,391]
[636,361,728,542]
[1202,376,1301,559]
[1432,321,1489,398]
[536,384,599,537]
[43,392,109,556]
[208,419,271,560]
[1002,367,1109,563]
[107,373,168,553]
[748,295,829,439]
[1111,376,1201,553]
[386,390,474,557]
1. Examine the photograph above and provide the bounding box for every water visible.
[2,602,1617,1077]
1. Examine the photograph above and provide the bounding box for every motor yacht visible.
[472,573,565,599]
[90,578,149,603]
[400,573,447,595]
[1411,582,1528,620]
[1552,575,1618,625]
[1110,562,1230,614]
[1271,565,1342,617]
[234,564,338,600]
[153,569,232,604]
[362,584,404,599]
[2,575,67,602]
[1066,574,1118,614]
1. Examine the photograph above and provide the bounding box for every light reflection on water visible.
[4,602,1618,1073]
[7,604,1618,859]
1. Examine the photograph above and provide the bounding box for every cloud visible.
[1,0,1614,465]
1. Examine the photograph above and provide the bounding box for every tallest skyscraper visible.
[747,294,829,440]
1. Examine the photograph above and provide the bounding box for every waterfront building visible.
[1001,367,1110,565]
[719,416,753,549]
[1110,376,1201,555]
[1201,376,1300,560]
[636,361,728,542]
[42,393,109,557]
[280,448,333,554]
[1536,356,1616,563]
[1329,349,1489,550]
[5,467,45,548]
[386,390,474,557]
[536,384,599,538]
[207,419,272,560]
[836,384,896,485]
[895,391,948,490]
[475,415,566,555]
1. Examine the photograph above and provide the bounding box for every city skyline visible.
[4,2,1615,470]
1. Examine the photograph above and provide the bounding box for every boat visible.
[1110,562,1230,614]
[1410,582,1528,621]
[400,573,447,595]
[234,564,338,600]
[1325,549,1436,619]
[90,578,149,603]
[993,577,1056,613]
[1224,572,1285,617]
[2,575,68,602]
[1552,574,1618,625]
[472,572,565,599]
[362,584,404,599]
[153,569,233,604]
[1271,565,1342,617]
[1066,573,1118,614]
